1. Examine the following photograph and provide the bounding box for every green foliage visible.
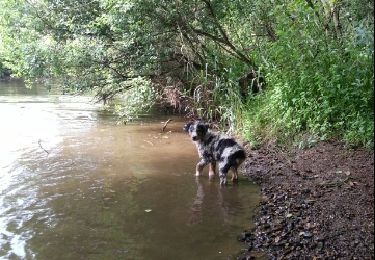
[242,1,374,148]
[0,0,373,147]
[0,59,8,78]
[0,0,158,120]
[111,77,156,123]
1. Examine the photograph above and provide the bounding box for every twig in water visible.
[162,119,173,132]
[38,139,50,155]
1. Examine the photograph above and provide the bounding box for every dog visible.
[183,120,246,185]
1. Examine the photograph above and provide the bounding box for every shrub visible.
[241,2,374,147]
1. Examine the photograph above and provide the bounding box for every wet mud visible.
[238,141,374,259]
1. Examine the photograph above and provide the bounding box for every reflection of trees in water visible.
[187,177,242,226]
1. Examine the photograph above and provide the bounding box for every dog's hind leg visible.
[231,157,245,182]
[231,166,239,182]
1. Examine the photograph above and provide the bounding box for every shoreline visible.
[238,141,374,259]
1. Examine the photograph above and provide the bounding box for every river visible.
[0,80,260,259]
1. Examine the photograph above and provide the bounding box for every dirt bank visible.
[238,141,374,259]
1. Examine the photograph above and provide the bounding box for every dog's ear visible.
[196,122,209,134]
[183,122,193,132]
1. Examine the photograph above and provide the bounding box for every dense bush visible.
[241,1,374,147]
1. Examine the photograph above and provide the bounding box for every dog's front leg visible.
[218,161,229,185]
[195,160,207,176]
[208,161,216,177]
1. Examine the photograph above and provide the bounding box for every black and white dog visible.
[183,120,246,185]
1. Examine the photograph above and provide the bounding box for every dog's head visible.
[183,120,209,141]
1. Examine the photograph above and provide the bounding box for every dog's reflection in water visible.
[187,177,243,226]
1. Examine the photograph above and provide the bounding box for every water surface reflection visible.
[0,81,260,259]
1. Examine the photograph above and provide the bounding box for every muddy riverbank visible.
[238,141,374,259]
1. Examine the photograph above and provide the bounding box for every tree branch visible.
[200,0,257,68]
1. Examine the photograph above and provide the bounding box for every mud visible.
[238,141,374,259]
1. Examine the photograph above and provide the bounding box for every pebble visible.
[299,231,313,238]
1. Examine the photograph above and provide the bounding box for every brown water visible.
[0,80,261,260]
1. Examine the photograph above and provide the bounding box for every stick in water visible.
[162,119,173,132]
[38,139,50,155]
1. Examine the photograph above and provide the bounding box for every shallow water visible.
[0,80,260,259]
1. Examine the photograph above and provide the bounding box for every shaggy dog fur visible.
[183,120,246,185]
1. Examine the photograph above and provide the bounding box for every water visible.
[0,80,261,259]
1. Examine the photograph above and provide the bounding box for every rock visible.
[299,231,313,238]
[272,225,284,233]
[302,188,311,193]
[317,241,324,252]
